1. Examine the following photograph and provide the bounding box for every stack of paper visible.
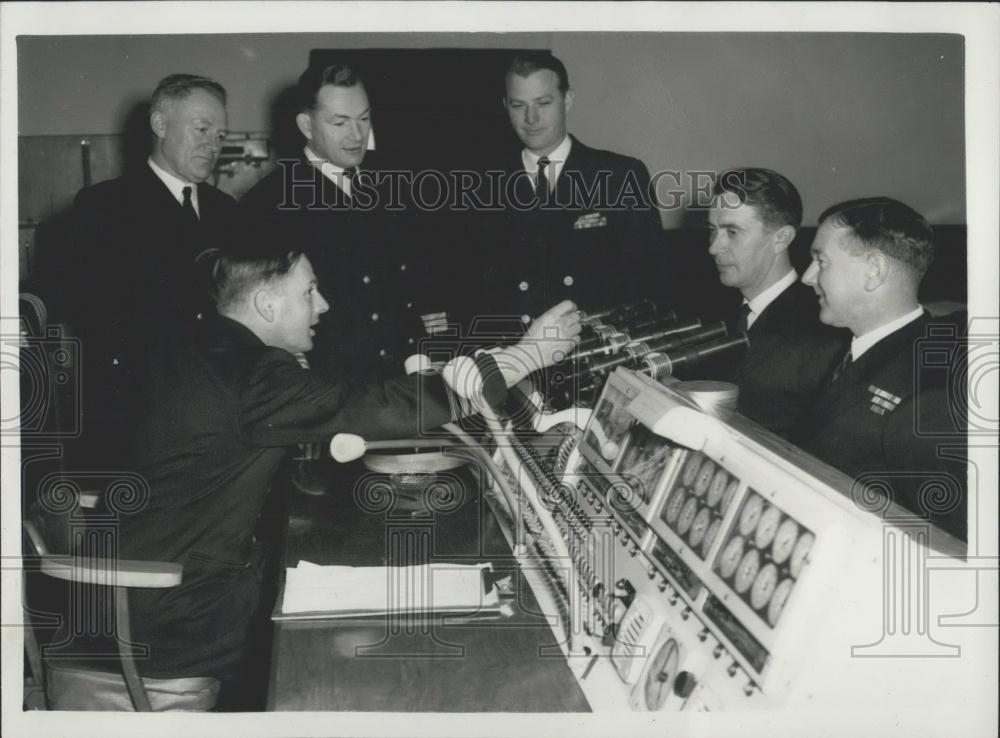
[277,560,499,619]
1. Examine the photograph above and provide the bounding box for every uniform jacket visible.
[119,315,486,678]
[794,312,967,540]
[65,165,238,463]
[483,135,664,325]
[719,281,847,436]
[240,155,426,382]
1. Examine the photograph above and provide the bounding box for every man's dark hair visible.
[150,73,227,112]
[297,63,365,113]
[202,247,304,313]
[818,197,935,277]
[712,168,803,230]
[504,52,570,95]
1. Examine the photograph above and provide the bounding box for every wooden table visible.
[266,461,591,712]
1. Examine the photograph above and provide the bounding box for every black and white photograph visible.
[2,3,997,737]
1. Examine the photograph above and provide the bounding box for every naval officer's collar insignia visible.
[868,384,902,416]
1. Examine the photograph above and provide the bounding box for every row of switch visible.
[578,488,760,700]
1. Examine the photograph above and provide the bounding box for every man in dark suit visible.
[705,168,846,435]
[794,198,966,540]
[66,73,238,466]
[118,245,581,708]
[484,52,663,327]
[240,62,424,384]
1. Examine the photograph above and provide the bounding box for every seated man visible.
[795,197,966,540]
[706,168,846,435]
[115,245,580,708]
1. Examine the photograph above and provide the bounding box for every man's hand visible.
[488,301,583,388]
[521,300,583,368]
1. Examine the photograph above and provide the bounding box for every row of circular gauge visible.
[658,454,815,627]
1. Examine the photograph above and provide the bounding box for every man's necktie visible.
[832,349,854,383]
[536,157,550,205]
[182,186,199,222]
[734,302,752,335]
[343,167,358,201]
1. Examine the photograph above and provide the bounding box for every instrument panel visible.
[569,370,836,683]
[486,362,969,714]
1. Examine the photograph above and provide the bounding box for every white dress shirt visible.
[851,306,924,360]
[521,135,572,194]
[305,146,353,197]
[742,269,798,330]
[148,156,200,217]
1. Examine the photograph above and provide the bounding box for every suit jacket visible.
[240,155,426,382]
[482,135,664,326]
[714,281,848,436]
[65,165,238,463]
[794,312,967,540]
[119,315,488,678]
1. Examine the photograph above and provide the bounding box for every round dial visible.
[688,507,712,548]
[789,532,815,578]
[682,453,703,487]
[663,489,686,526]
[692,458,716,497]
[706,468,729,508]
[768,577,794,626]
[771,518,799,565]
[677,497,699,535]
[718,536,745,579]
[719,479,739,515]
[643,638,680,711]
[754,504,782,550]
[750,563,779,611]
[702,519,722,558]
[734,548,761,594]
[738,493,765,537]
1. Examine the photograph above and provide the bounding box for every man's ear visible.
[772,225,795,253]
[864,252,890,291]
[563,89,574,115]
[253,288,276,323]
[295,112,313,142]
[150,110,167,140]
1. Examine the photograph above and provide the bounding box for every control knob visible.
[674,671,698,699]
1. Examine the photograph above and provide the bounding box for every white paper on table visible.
[279,561,499,616]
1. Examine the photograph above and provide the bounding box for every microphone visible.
[330,433,367,462]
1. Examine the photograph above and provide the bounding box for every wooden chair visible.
[22,491,220,711]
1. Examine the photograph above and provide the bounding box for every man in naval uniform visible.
[484,51,663,329]
[114,245,582,709]
[66,73,238,466]
[795,197,966,540]
[705,168,846,436]
[240,62,424,384]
